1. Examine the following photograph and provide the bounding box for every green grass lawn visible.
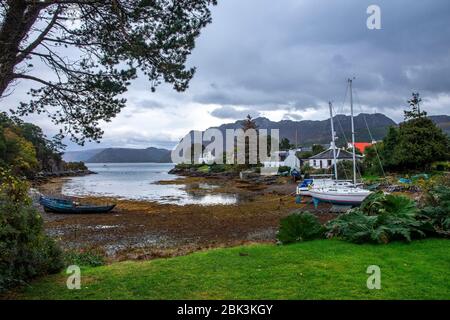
[14,239,450,300]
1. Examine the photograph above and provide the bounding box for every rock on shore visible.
[31,169,96,184]
[168,167,238,178]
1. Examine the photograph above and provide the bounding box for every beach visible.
[36,166,335,261]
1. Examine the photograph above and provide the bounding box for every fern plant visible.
[419,186,450,237]
[326,210,378,243]
[327,191,425,244]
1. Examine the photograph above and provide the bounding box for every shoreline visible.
[36,174,336,262]
[31,169,96,186]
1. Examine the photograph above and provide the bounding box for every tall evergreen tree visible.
[0,0,216,144]
[404,92,427,120]
[280,138,293,151]
[241,114,258,166]
[381,93,449,171]
[242,114,258,131]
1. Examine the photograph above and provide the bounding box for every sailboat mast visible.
[329,102,338,180]
[349,78,357,185]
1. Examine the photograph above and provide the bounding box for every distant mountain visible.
[430,115,450,136]
[62,114,449,164]
[63,148,106,162]
[203,113,397,146]
[85,147,172,163]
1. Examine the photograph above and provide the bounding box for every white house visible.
[307,148,362,170]
[284,150,301,169]
[263,149,301,170]
[198,151,216,164]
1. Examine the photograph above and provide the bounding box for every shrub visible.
[0,169,64,293]
[301,163,313,179]
[278,166,291,174]
[277,212,325,244]
[64,250,105,268]
[381,115,450,171]
[431,161,450,172]
[326,191,425,244]
[209,164,224,173]
[209,164,235,173]
[362,144,385,176]
[63,161,88,171]
[174,163,203,170]
[419,186,450,238]
[197,165,210,173]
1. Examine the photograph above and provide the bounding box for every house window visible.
[313,160,316,167]
[328,160,332,167]
[320,161,323,169]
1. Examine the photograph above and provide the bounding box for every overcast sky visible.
[2,0,450,151]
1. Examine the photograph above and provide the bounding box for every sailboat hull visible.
[309,189,371,205]
[296,179,355,197]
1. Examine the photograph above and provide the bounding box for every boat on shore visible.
[296,178,354,196]
[39,196,116,214]
[309,187,371,206]
[307,79,372,207]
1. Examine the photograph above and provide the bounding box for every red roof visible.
[353,142,373,153]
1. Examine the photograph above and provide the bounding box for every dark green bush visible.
[209,164,234,173]
[64,250,105,267]
[277,212,325,244]
[431,161,450,172]
[175,163,203,170]
[0,170,64,293]
[63,161,88,171]
[326,191,425,244]
[278,166,291,174]
[419,186,450,237]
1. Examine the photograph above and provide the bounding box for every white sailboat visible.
[297,99,354,197]
[309,185,371,206]
[296,177,353,197]
[309,79,372,206]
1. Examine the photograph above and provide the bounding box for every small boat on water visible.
[39,196,116,214]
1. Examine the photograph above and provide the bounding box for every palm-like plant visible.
[419,186,450,237]
[327,191,425,244]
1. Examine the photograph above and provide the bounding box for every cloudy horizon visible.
[1,0,450,151]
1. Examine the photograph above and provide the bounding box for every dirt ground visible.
[36,176,336,261]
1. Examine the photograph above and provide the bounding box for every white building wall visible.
[263,161,285,168]
[264,150,300,170]
[309,158,339,169]
[198,151,216,164]
[284,151,300,169]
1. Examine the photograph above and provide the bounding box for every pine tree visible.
[404,92,427,120]
[382,93,449,171]
[0,0,216,144]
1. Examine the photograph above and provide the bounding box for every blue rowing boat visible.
[39,196,116,214]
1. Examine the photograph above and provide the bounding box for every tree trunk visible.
[0,0,40,97]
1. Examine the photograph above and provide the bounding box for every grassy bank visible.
[12,239,450,300]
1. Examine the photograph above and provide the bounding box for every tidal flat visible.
[36,175,335,262]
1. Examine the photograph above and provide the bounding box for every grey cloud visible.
[185,0,450,116]
[210,106,261,120]
[2,0,450,151]
[136,98,164,110]
[283,113,303,121]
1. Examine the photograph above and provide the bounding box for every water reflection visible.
[60,163,238,206]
